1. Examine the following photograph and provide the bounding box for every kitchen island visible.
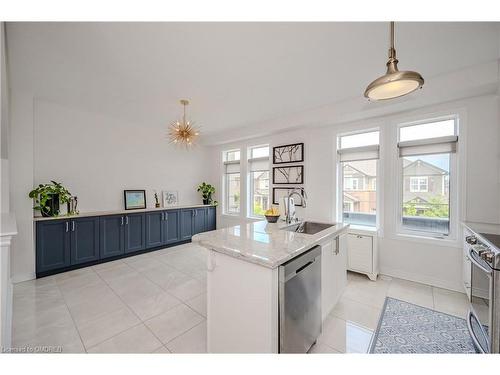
[192,219,349,353]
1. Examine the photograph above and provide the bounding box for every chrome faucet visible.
[285,188,308,224]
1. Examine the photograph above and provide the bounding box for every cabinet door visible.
[346,234,373,273]
[146,211,164,248]
[100,215,124,259]
[207,207,216,231]
[36,220,71,273]
[180,209,194,240]
[164,210,180,244]
[70,217,100,265]
[124,213,146,253]
[194,208,207,234]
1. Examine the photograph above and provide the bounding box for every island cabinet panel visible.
[36,220,71,273]
[206,207,216,231]
[180,209,195,240]
[146,211,164,248]
[164,210,180,244]
[124,213,146,253]
[321,235,347,321]
[100,215,125,259]
[194,208,207,234]
[70,217,100,265]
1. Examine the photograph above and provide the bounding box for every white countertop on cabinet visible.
[33,204,216,221]
[192,220,349,269]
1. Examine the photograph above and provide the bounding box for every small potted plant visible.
[28,181,72,217]
[197,182,216,205]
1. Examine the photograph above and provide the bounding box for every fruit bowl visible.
[265,214,280,223]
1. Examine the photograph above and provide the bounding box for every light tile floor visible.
[11,243,471,354]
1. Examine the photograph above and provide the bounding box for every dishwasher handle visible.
[295,260,314,275]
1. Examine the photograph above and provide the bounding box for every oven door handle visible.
[468,247,493,276]
[467,309,488,353]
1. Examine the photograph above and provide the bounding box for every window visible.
[248,145,270,217]
[338,131,379,227]
[398,117,458,237]
[223,149,241,214]
[409,177,428,192]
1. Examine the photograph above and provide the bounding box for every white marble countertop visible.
[192,220,349,269]
[33,204,216,221]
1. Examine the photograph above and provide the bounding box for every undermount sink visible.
[282,221,335,235]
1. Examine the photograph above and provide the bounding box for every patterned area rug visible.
[369,297,478,353]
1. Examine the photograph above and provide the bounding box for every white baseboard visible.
[10,272,35,284]
[380,267,463,293]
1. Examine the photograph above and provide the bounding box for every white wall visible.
[209,94,500,292]
[9,96,211,282]
[1,22,9,214]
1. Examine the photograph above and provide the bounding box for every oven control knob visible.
[481,251,495,263]
[466,235,477,244]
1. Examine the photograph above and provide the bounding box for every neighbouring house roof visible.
[343,192,359,202]
[343,160,377,177]
[402,158,448,175]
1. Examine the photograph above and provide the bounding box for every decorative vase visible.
[155,203,160,208]
[203,196,211,205]
[43,194,60,217]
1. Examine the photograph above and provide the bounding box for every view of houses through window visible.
[338,130,379,227]
[398,119,456,236]
[249,145,270,217]
[223,149,241,214]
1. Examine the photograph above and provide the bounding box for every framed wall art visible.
[273,165,304,185]
[273,142,304,164]
[162,190,179,207]
[272,187,305,206]
[124,190,146,210]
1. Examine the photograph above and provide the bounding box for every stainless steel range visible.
[463,223,500,353]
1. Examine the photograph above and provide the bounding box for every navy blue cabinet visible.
[124,213,146,253]
[194,208,207,235]
[164,210,180,244]
[36,220,71,273]
[36,206,215,277]
[146,211,164,248]
[206,206,216,231]
[180,209,195,240]
[100,215,124,259]
[70,217,100,265]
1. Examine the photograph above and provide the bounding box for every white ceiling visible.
[6,22,500,134]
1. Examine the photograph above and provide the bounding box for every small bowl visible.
[265,215,280,223]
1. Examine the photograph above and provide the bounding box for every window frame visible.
[222,149,241,216]
[395,114,459,241]
[337,129,380,230]
[409,176,428,192]
[247,144,270,219]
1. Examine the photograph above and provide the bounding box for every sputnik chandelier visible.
[169,99,200,147]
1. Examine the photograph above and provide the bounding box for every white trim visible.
[380,268,463,293]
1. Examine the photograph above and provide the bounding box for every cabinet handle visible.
[126,216,129,225]
[121,216,124,226]
[66,222,69,232]
[72,221,75,231]
[164,213,168,221]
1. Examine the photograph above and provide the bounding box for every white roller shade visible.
[224,160,240,173]
[398,135,458,157]
[249,157,269,172]
[338,145,379,162]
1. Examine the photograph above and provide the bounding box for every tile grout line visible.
[53,272,92,353]
[163,318,207,352]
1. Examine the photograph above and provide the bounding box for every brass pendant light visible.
[169,99,200,147]
[364,22,424,101]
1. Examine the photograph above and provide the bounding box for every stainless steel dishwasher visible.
[279,245,321,353]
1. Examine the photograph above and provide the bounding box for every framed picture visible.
[124,190,146,210]
[162,190,179,207]
[272,187,304,206]
[273,166,304,184]
[273,142,304,164]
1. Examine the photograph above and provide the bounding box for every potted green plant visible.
[197,182,216,205]
[28,181,72,217]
